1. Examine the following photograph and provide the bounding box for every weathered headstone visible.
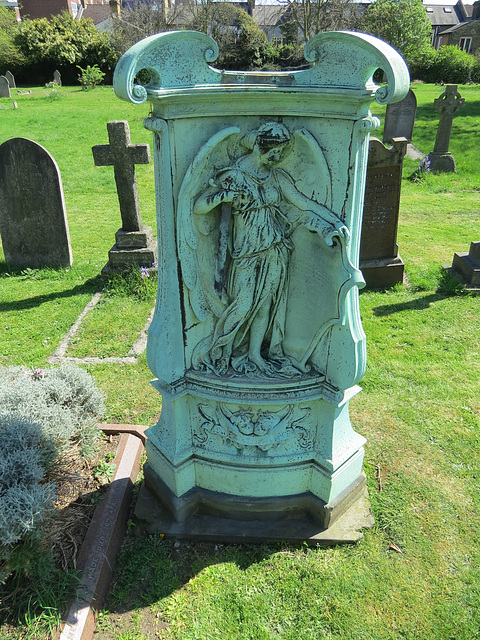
[114,30,409,542]
[428,85,465,173]
[445,241,480,292]
[0,138,73,269]
[5,71,15,89]
[0,75,11,98]
[53,70,62,86]
[92,120,156,273]
[383,88,416,143]
[360,137,407,289]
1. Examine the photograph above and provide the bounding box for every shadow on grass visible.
[372,292,446,316]
[0,275,103,313]
[103,532,289,617]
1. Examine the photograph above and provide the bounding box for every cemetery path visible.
[406,143,425,160]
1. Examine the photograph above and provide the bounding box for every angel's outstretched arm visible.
[277,172,349,244]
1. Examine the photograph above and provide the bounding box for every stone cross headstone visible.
[114,30,409,542]
[92,120,156,272]
[445,241,480,292]
[360,137,407,289]
[53,70,62,86]
[0,138,73,269]
[428,85,465,173]
[383,88,416,143]
[0,75,11,98]
[5,71,15,89]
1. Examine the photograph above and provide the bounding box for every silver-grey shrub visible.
[0,364,105,456]
[0,365,105,584]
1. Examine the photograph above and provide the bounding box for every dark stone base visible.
[360,255,404,290]
[443,241,480,293]
[133,464,374,545]
[428,151,456,173]
[102,225,157,274]
[443,266,480,294]
[115,225,154,249]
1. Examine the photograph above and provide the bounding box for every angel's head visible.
[249,123,292,167]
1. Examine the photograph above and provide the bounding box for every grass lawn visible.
[0,81,479,640]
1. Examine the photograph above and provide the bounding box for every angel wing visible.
[177,126,240,322]
[290,127,332,209]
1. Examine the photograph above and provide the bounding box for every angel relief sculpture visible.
[177,122,350,379]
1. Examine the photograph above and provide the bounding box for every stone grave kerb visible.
[113,30,409,541]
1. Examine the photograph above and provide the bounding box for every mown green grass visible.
[0,82,479,639]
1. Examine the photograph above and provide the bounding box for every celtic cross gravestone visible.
[113,30,409,541]
[429,84,465,173]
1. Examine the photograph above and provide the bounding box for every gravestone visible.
[445,241,480,293]
[114,30,409,541]
[360,137,407,289]
[383,88,416,143]
[5,71,15,89]
[428,85,465,173]
[0,138,73,269]
[92,120,157,273]
[53,70,62,86]
[0,75,11,98]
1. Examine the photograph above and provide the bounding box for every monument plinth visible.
[113,30,409,542]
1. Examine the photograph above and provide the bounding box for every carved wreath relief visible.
[194,403,312,452]
[177,122,350,380]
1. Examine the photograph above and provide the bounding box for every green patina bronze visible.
[113,30,409,539]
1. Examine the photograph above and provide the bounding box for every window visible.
[459,37,472,53]
[443,7,452,12]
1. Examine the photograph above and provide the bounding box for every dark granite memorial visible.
[5,71,15,90]
[360,137,407,289]
[0,75,10,98]
[445,241,480,293]
[383,88,416,143]
[0,138,73,269]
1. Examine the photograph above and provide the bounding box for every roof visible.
[425,3,467,25]
[441,18,478,31]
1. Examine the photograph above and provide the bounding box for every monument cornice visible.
[141,87,378,121]
[114,30,410,113]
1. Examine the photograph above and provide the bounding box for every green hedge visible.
[409,45,480,84]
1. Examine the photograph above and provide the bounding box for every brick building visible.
[18,0,118,21]
[439,1,480,54]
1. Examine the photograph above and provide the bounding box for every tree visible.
[14,12,116,84]
[189,3,274,70]
[0,5,24,72]
[362,0,432,62]
[280,0,363,43]
[110,0,181,58]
